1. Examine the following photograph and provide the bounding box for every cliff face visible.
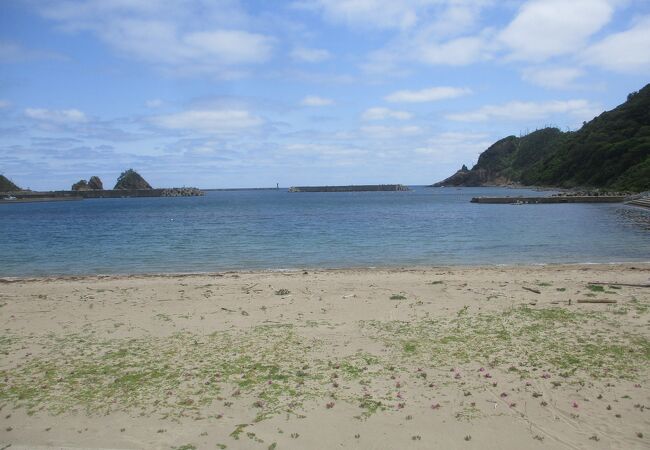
[114,169,152,190]
[0,175,21,192]
[432,129,563,187]
[432,83,650,191]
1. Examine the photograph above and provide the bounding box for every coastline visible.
[1,263,648,449]
[2,260,649,282]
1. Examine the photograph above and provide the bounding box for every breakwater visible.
[471,196,627,204]
[0,196,83,204]
[289,184,409,193]
[2,187,204,200]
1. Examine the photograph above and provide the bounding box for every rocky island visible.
[1,169,203,202]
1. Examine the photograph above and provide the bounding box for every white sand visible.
[1,264,648,449]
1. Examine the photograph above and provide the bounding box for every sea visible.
[0,186,648,277]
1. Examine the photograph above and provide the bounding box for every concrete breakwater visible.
[289,184,409,193]
[1,196,83,204]
[471,196,627,204]
[2,187,204,200]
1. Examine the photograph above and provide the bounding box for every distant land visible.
[0,175,20,192]
[433,83,650,192]
[1,169,203,200]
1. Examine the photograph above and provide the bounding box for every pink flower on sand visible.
[572,401,579,408]
[484,373,492,379]
[431,403,441,410]
[478,367,485,372]
[541,372,551,379]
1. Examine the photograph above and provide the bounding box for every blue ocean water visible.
[0,187,648,276]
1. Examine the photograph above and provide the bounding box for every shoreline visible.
[2,260,649,283]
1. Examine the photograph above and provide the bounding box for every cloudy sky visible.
[1,0,649,190]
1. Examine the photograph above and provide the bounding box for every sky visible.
[1,0,649,190]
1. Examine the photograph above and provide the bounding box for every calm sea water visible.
[0,186,648,276]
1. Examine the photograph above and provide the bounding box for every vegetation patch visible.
[360,306,649,380]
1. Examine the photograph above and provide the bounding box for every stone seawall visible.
[289,184,409,192]
[471,196,627,204]
[2,188,204,199]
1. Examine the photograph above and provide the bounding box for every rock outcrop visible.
[114,169,152,190]
[88,176,103,190]
[71,180,90,191]
[0,175,21,192]
[72,176,103,191]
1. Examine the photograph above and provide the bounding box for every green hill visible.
[433,83,650,192]
[114,169,152,190]
[0,174,21,192]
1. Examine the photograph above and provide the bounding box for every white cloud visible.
[385,86,471,103]
[145,99,164,109]
[280,143,367,157]
[31,1,273,76]
[362,107,412,120]
[447,99,598,122]
[0,100,10,109]
[294,0,422,29]
[152,109,263,134]
[416,35,491,66]
[361,125,422,138]
[0,40,66,63]
[414,131,492,163]
[301,95,334,106]
[363,31,495,75]
[498,0,613,61]
[290,47,331,62]
[582,16,650,73]
[182,30,273,65]
[24,108,88,124]
[522,67,584,89]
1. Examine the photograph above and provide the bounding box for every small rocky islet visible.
[2,169,203,200]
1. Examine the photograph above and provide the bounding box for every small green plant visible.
[173,445,196,450]
[230,424,248,440]
[390,294,406,300]
[275,289,290,296]
[587,285,605,292]
[403,341,417,353]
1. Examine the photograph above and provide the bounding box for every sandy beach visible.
[1,264,648,449]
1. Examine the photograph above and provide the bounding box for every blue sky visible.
[1,0,649,190]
